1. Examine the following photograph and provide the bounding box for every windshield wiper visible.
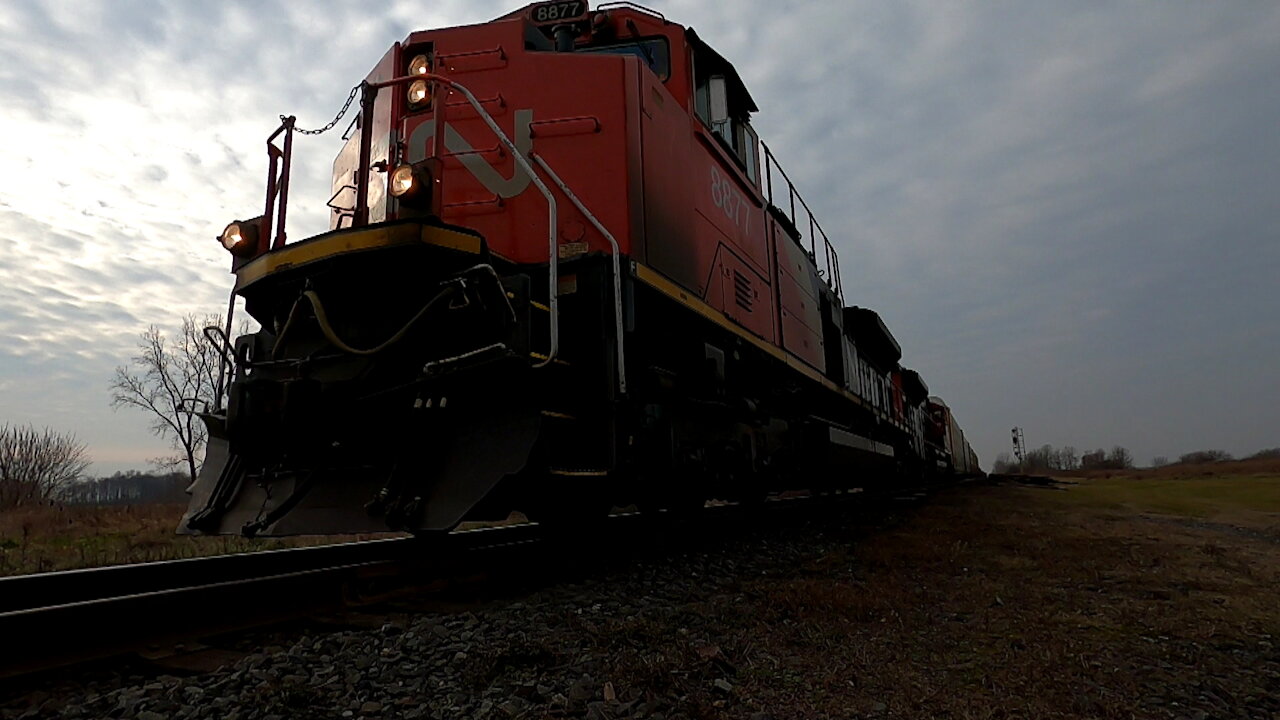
[625,19,656,69]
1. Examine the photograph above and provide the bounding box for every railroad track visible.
[0,484,956,681]
[0,525,543,679]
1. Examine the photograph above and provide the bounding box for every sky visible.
[0,1,1277,474]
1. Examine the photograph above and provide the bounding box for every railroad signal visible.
[1012,427,1027,466]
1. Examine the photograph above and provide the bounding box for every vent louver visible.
[733,269,753,311]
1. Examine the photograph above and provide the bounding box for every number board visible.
[529,1,589,25]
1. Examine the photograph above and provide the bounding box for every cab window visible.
[693,55,759,184]
[580,37,670,80]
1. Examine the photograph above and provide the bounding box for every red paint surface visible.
[349,6,832,368]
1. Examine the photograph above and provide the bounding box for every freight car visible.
[183,1,980,536]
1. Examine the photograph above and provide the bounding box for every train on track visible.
[183,1,981,536]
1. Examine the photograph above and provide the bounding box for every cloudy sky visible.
[0,1,1276,474]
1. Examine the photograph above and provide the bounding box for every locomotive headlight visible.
[407,79,430,106]
[219,218,260,258]
[389,162,434,211]
[389,164,416,197]
[408,54,430,76]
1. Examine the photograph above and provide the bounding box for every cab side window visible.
[739,124,758,184]
[693,55,759,185]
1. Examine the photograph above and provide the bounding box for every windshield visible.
[580,38,670,80]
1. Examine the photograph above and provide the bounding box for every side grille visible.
[733,270,753,311]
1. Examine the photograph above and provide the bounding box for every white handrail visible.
[530,152,627,395]
[431,75,560,367]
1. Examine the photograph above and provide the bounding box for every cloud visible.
[674,1,1280,463]
[0,0,1277,473]
[0,0,494,472]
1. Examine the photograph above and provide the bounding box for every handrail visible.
[760,142,843,300]
[420,74,560,367]
[595,2,668,22]
[530,152,627,395]
[259,73,562,367]
[263,116,295,251]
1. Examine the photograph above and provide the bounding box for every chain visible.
[291,83,362,136]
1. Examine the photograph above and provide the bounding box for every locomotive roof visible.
[901,369,930,404]
[844,306,903,370]
[488,4,759,115]
[685,28,759,114]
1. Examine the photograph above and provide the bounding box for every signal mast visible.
[1011,427,1027,469]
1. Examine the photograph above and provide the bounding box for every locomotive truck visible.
[184,1,980,536]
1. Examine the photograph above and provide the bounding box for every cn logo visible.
[405,109,534,199]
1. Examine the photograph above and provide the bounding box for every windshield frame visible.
[578,36,671,81]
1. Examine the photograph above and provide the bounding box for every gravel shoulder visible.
[3,475,1277,720]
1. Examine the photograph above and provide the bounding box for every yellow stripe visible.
[235,223,483,291]
[505,294,550,312]
[504,293,549,312]
[528,351,571,366]
[631,261,867,411]
[549,469,609,477]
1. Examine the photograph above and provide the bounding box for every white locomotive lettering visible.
[709,165,749,235]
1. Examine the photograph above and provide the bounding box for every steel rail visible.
[0,481,970,680]
[0,536,414,614]
[0,525,541,679]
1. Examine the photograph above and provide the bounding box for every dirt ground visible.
[673,465,1280,718]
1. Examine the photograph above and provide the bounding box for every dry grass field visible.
[688,460,1280,717]
[0,504,359,576]
[542,459,1279,718]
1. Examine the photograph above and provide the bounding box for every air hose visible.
[272,285,457,359]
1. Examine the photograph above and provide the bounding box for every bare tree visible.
[1023,444,1072,472]
[1106,445,1133,469]
[1151,456,1169,468]
[1060,446,1078,470]
[995,444,1088,473]
[111,314,224,485]
[61,470,188,506]
[992,452,1017,474]
[0,424,90,508]
[1178,449,1233,465]
[1081,449,1106,469]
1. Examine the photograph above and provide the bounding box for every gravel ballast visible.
[4,480,1278,719]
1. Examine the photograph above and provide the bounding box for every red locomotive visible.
[184,2,980,536]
